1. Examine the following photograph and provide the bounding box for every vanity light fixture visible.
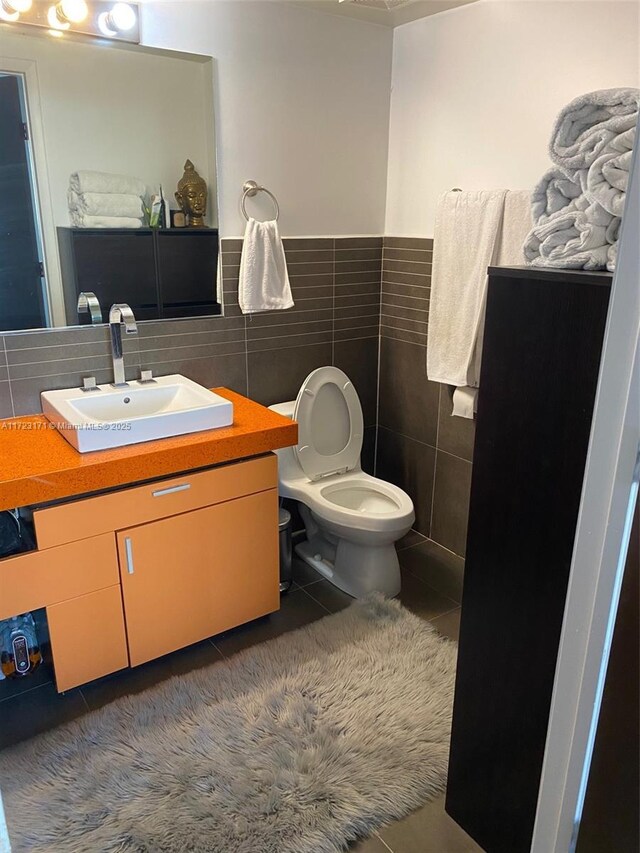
[0,0,140,42]
[98,1,135,35]
[47,0,88,29]
[0,0,32,21]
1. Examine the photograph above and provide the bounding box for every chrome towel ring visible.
[241,180,280,222]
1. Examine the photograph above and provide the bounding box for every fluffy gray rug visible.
[0,595,457,853]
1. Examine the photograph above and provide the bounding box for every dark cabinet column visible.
[445,266,612,853]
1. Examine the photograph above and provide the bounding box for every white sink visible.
[41,374,234,453]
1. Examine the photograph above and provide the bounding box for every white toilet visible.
[269,366,415,599]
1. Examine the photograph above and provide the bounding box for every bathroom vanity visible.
[0,389,297,692]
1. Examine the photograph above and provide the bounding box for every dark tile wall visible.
[0,237,381,472]
[0,232,474,579]
[377,236,476,570]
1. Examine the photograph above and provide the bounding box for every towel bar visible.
[241,180,280,222]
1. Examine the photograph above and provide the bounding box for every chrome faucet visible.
[77,292,102,325]
[109,303,138,387]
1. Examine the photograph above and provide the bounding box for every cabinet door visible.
[117,489,279,666]
[156,230,220,318]
[47,585,129,692]
[71,230,158,321]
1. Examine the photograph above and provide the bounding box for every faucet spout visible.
[109,303,138,387]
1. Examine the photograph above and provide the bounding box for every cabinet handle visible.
[152,483,191,497]
[124,537,135,574]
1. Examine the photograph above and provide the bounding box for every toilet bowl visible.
[269,366,415,599]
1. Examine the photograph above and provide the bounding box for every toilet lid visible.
[293,366,363,482]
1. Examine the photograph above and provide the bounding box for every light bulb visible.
[5,0,33,12]
[0,5,19,21]
[110,2,135,30]
[0,0,31,20]
[98,2,136,35]
[59,0,88,22]
[97,10,116,35]
[47,4,69,28]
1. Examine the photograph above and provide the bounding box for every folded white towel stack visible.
[68,170,146,229]
[238,218,293,314]
[525,88,639,271]
[69,170,146,197]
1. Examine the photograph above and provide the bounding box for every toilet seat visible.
[293,366,363,482]
[285,471,415,534]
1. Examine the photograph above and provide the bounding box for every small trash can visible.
[278,507,293,593]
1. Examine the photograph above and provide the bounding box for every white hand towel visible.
[69,213,143,229]
[238,218,294,314]
[496,190,533,266]
[68,190,144,219]
[427,190,507,391]
[69,170,146,197]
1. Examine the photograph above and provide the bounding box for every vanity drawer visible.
[0,533,118,621]
[34,454,277,549]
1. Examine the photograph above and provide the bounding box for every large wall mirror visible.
[0,27,220,333]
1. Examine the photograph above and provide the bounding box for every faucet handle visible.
[81,376,100,392]
[138,369,157,384]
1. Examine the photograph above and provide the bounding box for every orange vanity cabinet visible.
[2,453,281,693]
[0,533,129,692]
[117,488,279,666]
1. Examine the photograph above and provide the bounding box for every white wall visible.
[141,0,394,237]
[0,31,214,227]
[385,0,640,237]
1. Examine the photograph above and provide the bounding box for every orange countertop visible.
[0,388,297,511]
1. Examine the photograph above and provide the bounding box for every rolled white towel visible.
[550,87,639,171]
[69,170,146,197]
[68,190,144,219]
[585,127,635,217]
[605,218,621,272]
[524,200,615,270]
[70,213,143,229]
[531,167,583,222]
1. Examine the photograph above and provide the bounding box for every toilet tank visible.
[269,401,296,419]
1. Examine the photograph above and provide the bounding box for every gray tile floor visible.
[0,531,483,852]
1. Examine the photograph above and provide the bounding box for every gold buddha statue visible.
[175,160,207,227]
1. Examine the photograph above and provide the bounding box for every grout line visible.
[3,338,15,417]
[209,638,228,660]
[380,308,428,324]
[429,387,443,539]
[381,280,430,289]
[430,604,463,623]
[298,584,333,615]
[381,296,430,305]
[243,313,249,398]
[373,830,395,852]
[374,240,384,478]
[331,238,336,366]
[380,333,426,347]
[381,268,432,278]
[0,680,51,704]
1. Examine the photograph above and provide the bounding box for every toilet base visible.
[295,529,401,600]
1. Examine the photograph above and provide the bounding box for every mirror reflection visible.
[0,28,219,333]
